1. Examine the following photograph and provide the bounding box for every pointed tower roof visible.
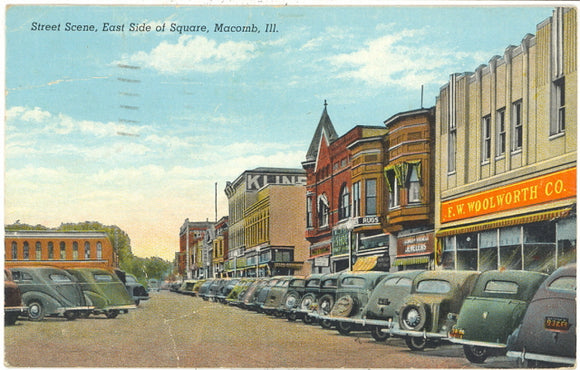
[305,100,339,162]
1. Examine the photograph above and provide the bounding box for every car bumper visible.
[56,306,95,314]
[448,337,507,348]
[506,350,576,365]
[5,306,28,315]
[390,328,450,340]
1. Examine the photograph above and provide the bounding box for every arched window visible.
[97,242,102,259]
[23,242,29,260]
[11,241,17,260]
[35,242,42,260]
[48,242,54,260]
[84,241,91,259]
[73,242,79,260]
[60,242,66,259]
[338,184,350,220]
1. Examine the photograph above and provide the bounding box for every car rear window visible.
[94,274,114,282]
[306,279,320,287]
[290,280,305,288]
[548,276,576,292]
[416,279,451,293]
[50,274,72,282]
[322,279,337,288]
[484,280,519,294]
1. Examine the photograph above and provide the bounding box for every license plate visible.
[378,298,391,306]
[545,316,570,331]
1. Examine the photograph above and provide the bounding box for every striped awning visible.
[436,208,572,238]
[352,256,378,271]
[393,256,430,266]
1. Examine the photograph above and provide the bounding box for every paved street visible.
[5,290,518,368]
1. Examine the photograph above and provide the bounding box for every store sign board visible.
[397,233,433,256]
[246,173,307,191]
[441,168,576,223]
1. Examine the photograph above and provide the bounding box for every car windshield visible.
[416,279,451,294]
[126,275,137,283]
[94,274,114,282]
[12,271,33,282]
[341,277,365,287]
[50,274,72,282]
[484,280,519,294]
[548,276,576,292]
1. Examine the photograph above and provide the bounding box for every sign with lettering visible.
[332,228,350,255]
[441,168,576,223]
[356,216,380,225]
[246,173,307,191]
[397,232,433,256]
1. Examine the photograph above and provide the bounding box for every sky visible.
[4,3,559,261]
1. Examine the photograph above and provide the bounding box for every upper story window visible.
[60,241,66,259]
[306,196,313,228]
[35,242,42,260]
[496,108,506,157]
[511,100,523,152]
[97,242,103,259]
[11,241,17,260]
[338,184,350,220]
[365,179,377,216]
[352,182,361,217]
[448,125,456,173]
[48,242,54,260]
[73,242,79,260]
[408,165,421,203]
[551,77,565,136]
[23,242,29,260]
[482,115,491,162]
[317,194,329,228]
[85,241,91,259]
[386,169,400,209]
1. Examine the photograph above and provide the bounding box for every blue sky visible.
[4,4,556,260]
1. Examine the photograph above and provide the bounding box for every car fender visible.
[21,291,62,316]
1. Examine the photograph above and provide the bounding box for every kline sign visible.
[245,173,307,191]
[441,167,576,223]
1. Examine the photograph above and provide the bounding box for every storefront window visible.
[441,236,455,270]
[456,233,477,271]
[479,230,498,271]
[557,217,576,266]
[499,226,522,270]
[524,222,556,273]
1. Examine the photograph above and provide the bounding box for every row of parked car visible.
[172,264,576,367]
[4,266,150,324]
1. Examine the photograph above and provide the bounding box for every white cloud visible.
[124,35,257,74]
[327,28,485,90]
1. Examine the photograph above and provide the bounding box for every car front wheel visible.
[106,310,119,319]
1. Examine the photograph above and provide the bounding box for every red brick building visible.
[5,230,117,270]
[302,102,388,273]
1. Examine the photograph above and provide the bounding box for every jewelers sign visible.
[397,233,433,256]
[441,168,576,223]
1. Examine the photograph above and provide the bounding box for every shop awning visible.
[436,208,572,238]
[352,256,378,271]
[393,255,430,266]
